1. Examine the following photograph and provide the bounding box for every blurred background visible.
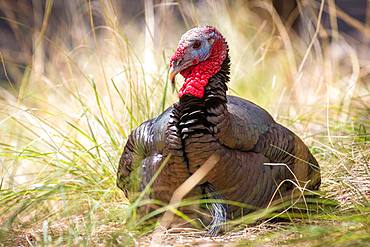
[1,0,369,87]
[0,0,369,245]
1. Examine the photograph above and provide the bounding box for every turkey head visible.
[170,26,228,98]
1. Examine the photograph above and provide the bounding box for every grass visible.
[0,0,369,246]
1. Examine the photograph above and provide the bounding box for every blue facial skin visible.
[175,33,215,71]
[188,39,212,62]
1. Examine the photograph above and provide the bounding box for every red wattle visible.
[178,39,226,98]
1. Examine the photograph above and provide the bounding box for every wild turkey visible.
[117,26,321,234]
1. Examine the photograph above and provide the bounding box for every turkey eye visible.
[192,40,201,49]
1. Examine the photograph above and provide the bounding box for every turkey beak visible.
[169,67,178,93]
[169,58,183,85]
[169,66,178,85]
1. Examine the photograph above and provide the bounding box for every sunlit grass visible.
[0,0,369,245]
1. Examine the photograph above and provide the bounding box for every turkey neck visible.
[178,53,230,113]
[173,53,230,171]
